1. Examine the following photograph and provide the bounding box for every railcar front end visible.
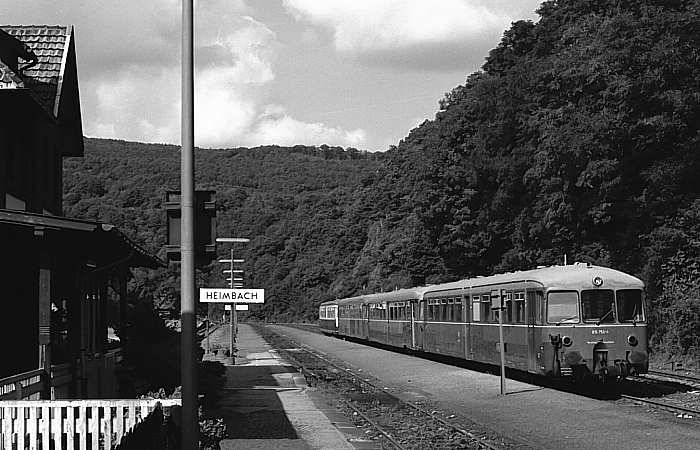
[539,277,648,382]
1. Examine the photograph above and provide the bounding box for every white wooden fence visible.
[0,399,181,449]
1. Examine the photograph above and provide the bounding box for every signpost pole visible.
[498,298,506,395]
[231,248,238,344]
[229,248,234,361]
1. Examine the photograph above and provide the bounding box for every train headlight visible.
[627,335,638,346]
[562,336,573,347]
[592,276,604,287]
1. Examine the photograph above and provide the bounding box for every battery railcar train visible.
[319,263,648,381]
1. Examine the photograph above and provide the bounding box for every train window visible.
[481,295,493,322]
[547,291,580,324]
[617,290,644,323]
[505,292,513,323]
[528,291,544,324]
[514,292,525,323]
[472,297,481,322]
[582,290,615,323]
[454,298,463,322]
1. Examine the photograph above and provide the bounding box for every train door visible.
[410,301,416,348]
[413,300,426,350]
[468,294,477,359]
[526,290,541,372]
[463,294,471,359]
[362,303,369,339]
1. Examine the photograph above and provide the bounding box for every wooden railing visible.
[0,347,124,401]
[0,363,74,401]
[0,370,44,401]
[0,398,181,449]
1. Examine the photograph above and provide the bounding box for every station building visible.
[0,25,162,399]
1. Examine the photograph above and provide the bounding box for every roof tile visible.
[0,25,71,117]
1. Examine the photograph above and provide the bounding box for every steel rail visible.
[300,344,501,450]
[620,394,700,417]
[646,370,700,385]
[272,331,501,450]
[292,354,406,449]
[343,399,406,450]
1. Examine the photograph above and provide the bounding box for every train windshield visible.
[617,290,644,323]
[581,290,615,323]
[547,291,579,323]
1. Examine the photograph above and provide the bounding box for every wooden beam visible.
[36,233,52,399]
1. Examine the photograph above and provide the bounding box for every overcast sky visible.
[2,0,542,151]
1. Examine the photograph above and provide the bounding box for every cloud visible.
[283,0,514,69]
[247,105,367,148]
[86,9,366,148]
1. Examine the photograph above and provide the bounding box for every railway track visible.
[278,324,700,429]
[259,325,505,450]
[620,394,700,418]
[645,369,700,386]
[621,369,700,419]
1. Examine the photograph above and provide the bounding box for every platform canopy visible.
[0,209,163,269]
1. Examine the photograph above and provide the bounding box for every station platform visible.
[203,323,357,450]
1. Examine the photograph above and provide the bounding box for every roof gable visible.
[1,25,84,156]
[2,25,70,117]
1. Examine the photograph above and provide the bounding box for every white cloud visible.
[247,105,367,147]
[86,9,366,148]
[283,0,513,68]
[90,67,179,144]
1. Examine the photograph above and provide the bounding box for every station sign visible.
[199,288,265,303]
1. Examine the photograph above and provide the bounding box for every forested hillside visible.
[63,139,384,322]
[64,0,700,360]
[352,0,700,359]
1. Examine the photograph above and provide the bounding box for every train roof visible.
[320,286,429,307]
[320,264,643,307]
[361,286,429,304]
[424,263,643,294]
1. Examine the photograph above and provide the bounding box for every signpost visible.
[199,288,265,303]
[199,285,264,364]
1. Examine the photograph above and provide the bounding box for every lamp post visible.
[180,0,197,447]
[216,238,249,362]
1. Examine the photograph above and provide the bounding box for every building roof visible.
[1,25,71,118]
[0,209,165,269]
[0,59,24,88]
[0,24,83,156]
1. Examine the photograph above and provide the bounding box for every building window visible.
[5,193,26,211]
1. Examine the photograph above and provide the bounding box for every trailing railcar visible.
[318,302,339,334]
[319,263,648,382]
